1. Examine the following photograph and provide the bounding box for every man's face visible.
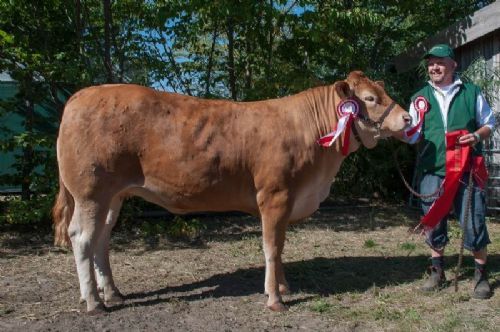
[426,56,457,86]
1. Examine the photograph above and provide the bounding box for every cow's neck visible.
[271,85,377,159]
[289,85,340,147]
[289,85,370,154]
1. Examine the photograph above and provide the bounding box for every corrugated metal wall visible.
[456,30,500,213]
[455,30,500,73]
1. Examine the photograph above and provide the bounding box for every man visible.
[403,44,495,299]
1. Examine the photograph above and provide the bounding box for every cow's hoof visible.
[105,293,124,306]
[267,302,288,312]
[87,303,107,316]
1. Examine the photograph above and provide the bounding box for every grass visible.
[1,204,498,331]
[302,282,497,331]
[400,242,417,251]
[363,239,378,248]
[290,209,500,331]
[309,298,334,313]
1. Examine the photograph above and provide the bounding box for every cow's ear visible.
[335,81,353,100]
[346,71,364,88]
[375,80,385,88]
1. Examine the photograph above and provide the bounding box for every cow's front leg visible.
[265,233,289,296]
[259,190,290,312]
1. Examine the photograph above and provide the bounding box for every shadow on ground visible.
[113,253,499,311]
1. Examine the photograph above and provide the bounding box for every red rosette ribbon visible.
[405,95,429,138]
[317,99,360,156]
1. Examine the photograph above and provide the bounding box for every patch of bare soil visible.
[1,204,499,331]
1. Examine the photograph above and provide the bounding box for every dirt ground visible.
[1,204,499,331]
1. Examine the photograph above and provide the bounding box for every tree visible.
[0,0,80,199]
[0,0,494,219]
[0,0,155,201]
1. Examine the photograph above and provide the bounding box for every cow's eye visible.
[364,96,375,102]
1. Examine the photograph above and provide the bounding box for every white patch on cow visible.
[93,196,123,298]
[68,204,100,307]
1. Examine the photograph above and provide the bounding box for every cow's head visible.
[335,71,411,148]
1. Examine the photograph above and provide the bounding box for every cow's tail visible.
[52,177,74,248]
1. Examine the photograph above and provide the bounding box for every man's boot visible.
[472,269,492,299]
[421,266,446,292]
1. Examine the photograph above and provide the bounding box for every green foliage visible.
[403,308,421,322]
[117,197,145,224]
[461,56,500,124]
[145,0,493,99]
[448,220,463,240]
[309,298,334,313]
[363,239,377,248]
[0,193,54,228]
[0,0,154,202]
[167,216,206,241]
[139,216,206,243]
[332,139,416,200]
[0,0,495,226]
[462,57,500,99]
[400,242,416,251]
[140,220,167,238]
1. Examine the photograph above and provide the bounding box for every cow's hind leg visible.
[94,195,124,306]
[68,199,109,314]
[259,190,290,312]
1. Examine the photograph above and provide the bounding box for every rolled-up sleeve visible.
[403,102,421,144]
[476,93,496,130]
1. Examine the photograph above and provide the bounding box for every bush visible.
[331,139,416,201]
[0,193,55,230]
[138,215,206,244]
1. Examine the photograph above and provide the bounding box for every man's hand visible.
[458,132,480,146]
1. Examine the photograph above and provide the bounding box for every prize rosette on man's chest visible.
[405,95,429,138]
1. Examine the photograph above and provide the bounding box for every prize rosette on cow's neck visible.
[405,95,429,138]
[317,99,360,156]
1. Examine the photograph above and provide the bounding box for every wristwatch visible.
[473,132,480,142]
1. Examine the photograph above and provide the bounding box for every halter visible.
[318,99,398,152]
[353,101,397,142]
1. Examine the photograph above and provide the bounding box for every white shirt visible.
[405,76,495,144]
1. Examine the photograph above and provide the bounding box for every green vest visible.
[412,82,482,176]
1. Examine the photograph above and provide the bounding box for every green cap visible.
[423,44,455,60]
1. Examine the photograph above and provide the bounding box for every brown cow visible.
[53,71,410,314]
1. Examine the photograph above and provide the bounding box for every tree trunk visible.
[21,96,34,201]
[266,0,274,81]
[103,0,113,83]
[49,84,66,121]
[205,25,218,98]
[75,0,83,58]
[227,16,237,100]
[244,22,253,92]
